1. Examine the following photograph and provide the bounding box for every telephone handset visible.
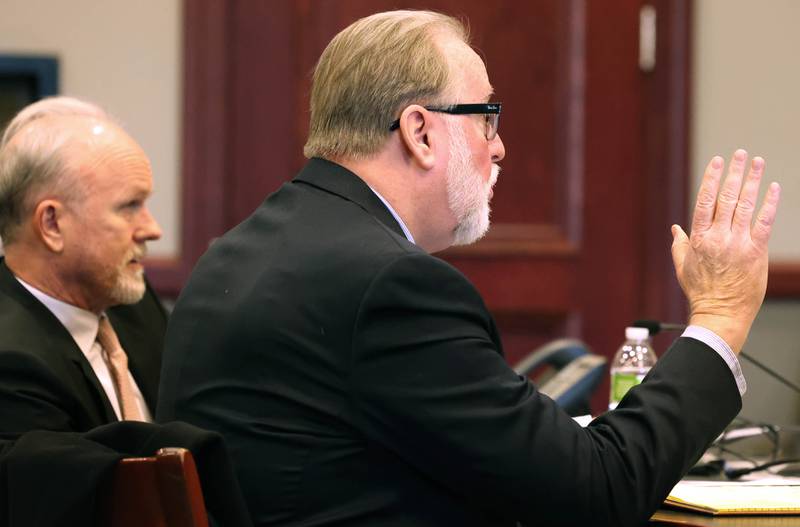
[513,339,607,416]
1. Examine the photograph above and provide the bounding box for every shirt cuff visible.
[682,325,746,396]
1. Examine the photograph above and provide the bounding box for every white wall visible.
[693,0,800,261]
[693,0,800,425]
[0,0,181,257]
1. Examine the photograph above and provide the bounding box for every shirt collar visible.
[15,277,100,355]
[367,186,416,244]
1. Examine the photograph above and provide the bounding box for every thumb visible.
[671,224,689,272]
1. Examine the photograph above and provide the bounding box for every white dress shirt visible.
[16,277,152,421]
[368,186,416,244]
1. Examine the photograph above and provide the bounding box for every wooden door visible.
[150,0,691,413]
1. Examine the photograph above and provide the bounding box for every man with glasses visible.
[159,10,781,526]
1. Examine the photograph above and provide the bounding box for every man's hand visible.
[671,149,781,354]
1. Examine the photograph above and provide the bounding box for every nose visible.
[490,133,505,163]
[135,206,162,242]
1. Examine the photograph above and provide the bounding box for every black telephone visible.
[513,339,607,416]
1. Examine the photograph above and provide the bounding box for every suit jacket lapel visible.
[105,278,166,415]
[110,311,159,412]
[66,348,118,422]
[293,157,407,239]
[0,259,118,423]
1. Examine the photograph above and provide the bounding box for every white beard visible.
[108,246,147,305]
[445,120,500,246]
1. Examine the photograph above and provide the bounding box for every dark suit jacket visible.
[158,158,741,527]
[0,421,252,527]
[0,258,167,438]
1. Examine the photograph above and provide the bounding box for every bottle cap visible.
[625,326,649,341]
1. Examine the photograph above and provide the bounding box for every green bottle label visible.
[611,372,641,402]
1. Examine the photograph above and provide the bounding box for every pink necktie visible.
[96,316,146,421]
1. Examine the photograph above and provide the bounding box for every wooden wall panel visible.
[159,0,695,413]
[767,264,800,298]
[146,0,230,297]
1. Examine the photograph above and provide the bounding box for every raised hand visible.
[671,149,781,354]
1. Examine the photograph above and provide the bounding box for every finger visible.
[731,156,765,232]
[751,182,781,248]
[671,224,689,278]
[714,149,748,228]
[691,156,724,234]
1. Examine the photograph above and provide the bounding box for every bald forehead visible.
[7,114,141,164]
[0,97,108,148]
[10,114,127,147]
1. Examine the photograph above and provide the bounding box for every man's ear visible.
[397,105,439,170]
[33,199,67,253]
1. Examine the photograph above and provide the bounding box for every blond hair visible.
[303,10,469,160]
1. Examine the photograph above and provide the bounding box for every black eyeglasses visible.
[389,102,502,140]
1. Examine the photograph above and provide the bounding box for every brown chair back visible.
[99,447,209,527]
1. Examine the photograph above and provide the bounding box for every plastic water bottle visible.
[608,326,657,410]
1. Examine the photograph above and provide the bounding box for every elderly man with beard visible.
[0,97,166,437]
[158,10,781,527]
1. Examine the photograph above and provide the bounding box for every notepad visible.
[665,479,800,515]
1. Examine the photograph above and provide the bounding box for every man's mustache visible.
[129,245,148,262]
[489,164,501,188]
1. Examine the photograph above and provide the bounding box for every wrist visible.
[687,313,750,354]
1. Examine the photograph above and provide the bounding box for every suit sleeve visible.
[349,253,740,527]
[0,349,84,438]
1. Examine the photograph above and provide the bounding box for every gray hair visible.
[0,96,111,244]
